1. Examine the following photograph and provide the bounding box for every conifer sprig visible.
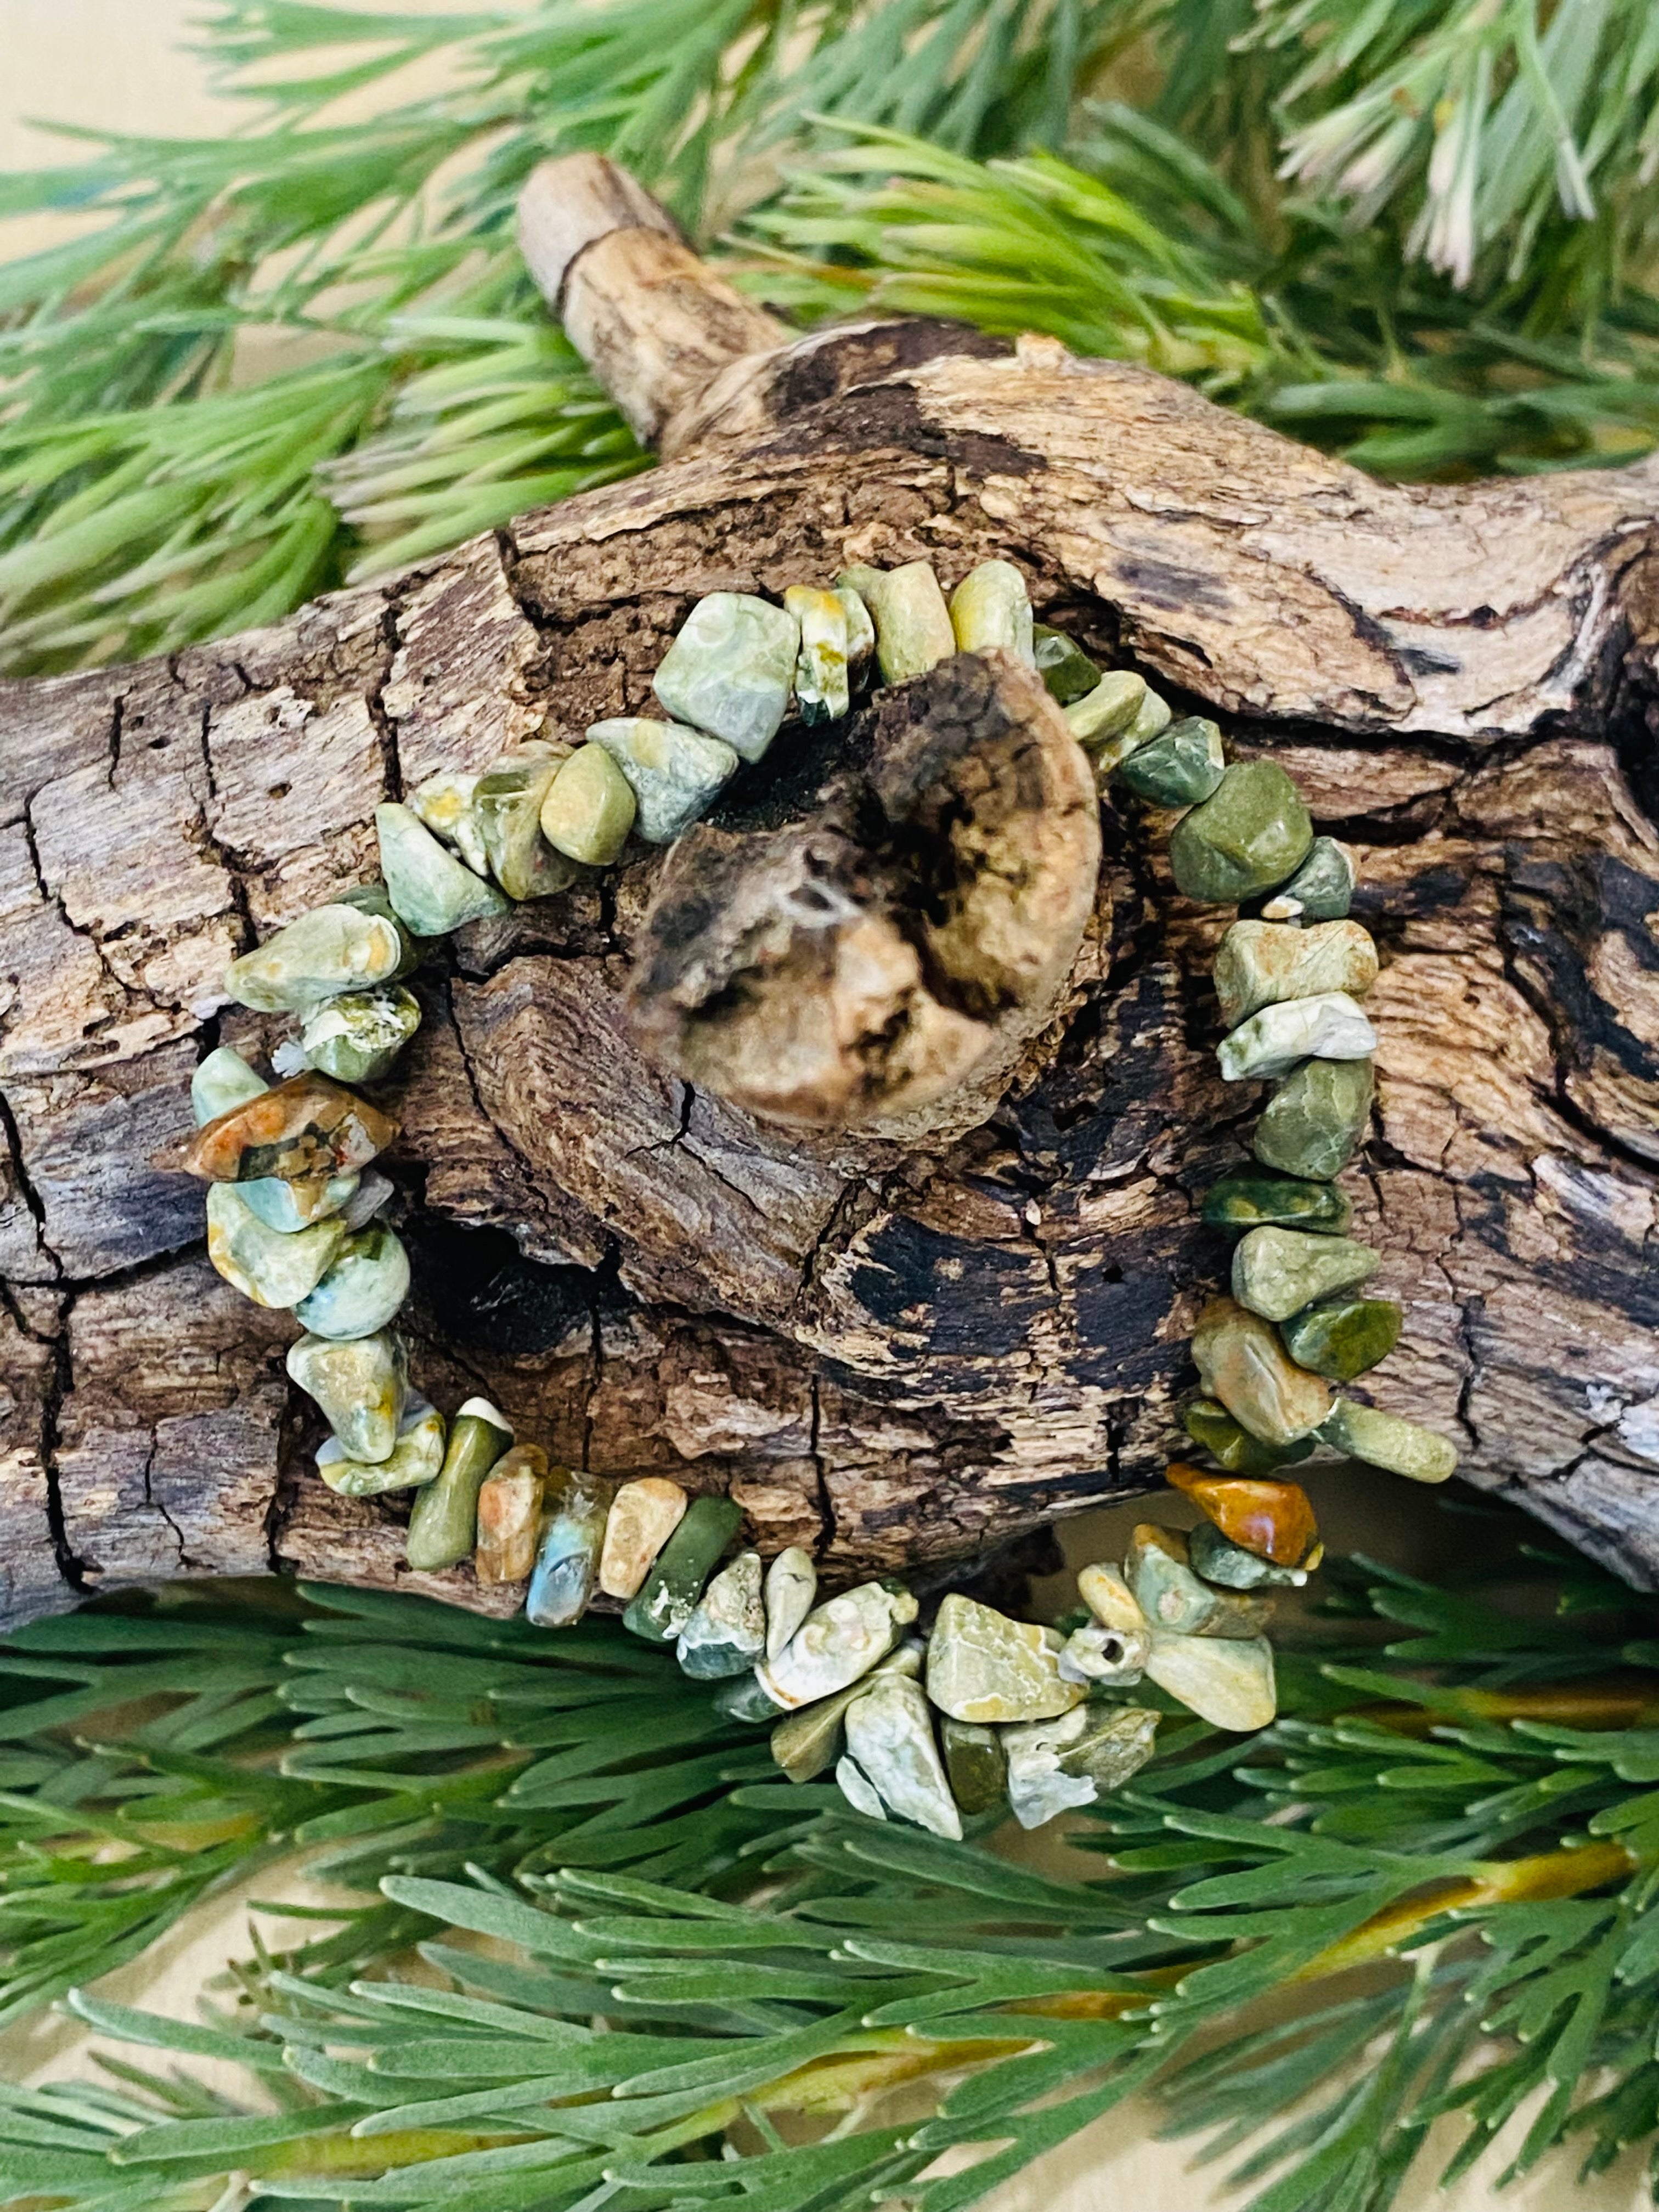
[2,1530,1659,2210]
[5,2,1659,673]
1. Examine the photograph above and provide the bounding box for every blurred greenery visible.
[2,1,1658,672]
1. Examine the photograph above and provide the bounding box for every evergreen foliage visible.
[2,1520,1659,2208]
[3,0,1658,671]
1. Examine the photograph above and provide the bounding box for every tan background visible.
[1,5,1644,2202]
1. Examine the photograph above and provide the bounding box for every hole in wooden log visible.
[625,648,1102,1138]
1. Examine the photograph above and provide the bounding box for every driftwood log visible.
[1,154,1658,1634]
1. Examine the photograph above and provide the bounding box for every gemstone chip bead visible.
[652,592,800,762]
[1169,761,1312,902]
[623,1494,743,1643]
[924,1593,1082,1725]
[1231,1224,1380,1323]
[586,718,739,843]
[1192,1295,1333,1446]
[526,1465,611,1624]
[405,1397,514,1571]
[376,803,511,934]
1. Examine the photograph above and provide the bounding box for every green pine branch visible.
[2,1521,1659,2210]
[6,1,1659,675]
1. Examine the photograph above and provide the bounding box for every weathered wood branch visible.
[1,154,1658,1631]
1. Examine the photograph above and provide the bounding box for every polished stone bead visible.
[784,585,852,724]
[835,562,884,600]
[225,901,408,1013]
[1280,1295,1402,1381]
[316,1396,444,1497]
[408,769,490,879]
[1079,1557,1159,1645]
[301,986,421,1086]
[836,584,876,675]
[1169,761,1312,903]
[185,1072,397,1187]
[526,1465,611,1624]
[941,1717,1007,1814]
[1118,716,1225,806]
[1182,1396,1314,1474]
[1232,1224,1379,1323]
[377,802,511,935]
[473,750,577,900]
[1125,1524,1271,1638]
[678,1549,767,1679]
[1058,1621,1149,1685]
[587,718,738,843]
[834,1756,888,1820]
[192,1046,267,1124]
[1188,1518,1317,1589]
[1220,992,1377,1082]
[623,1494,743,1642]
[1076,1561,1149,1636]
[758,1581,919,1709]
[715,1670,789,1724]
[1254,1057,1375,1180]
[653,592,800,761]
[1166,1461,1319,1568]
[1215,919,1378,1032]
[1145,1631,1276,1730]
[206,1184,346,1308]
[764,1545,817,1661]
[1262,836,1356,923]
[1000,1711,1095,1826]
[338,1170,393,1231]
[539,743,637,865]
[405,1397,514,1571]
[1064,670,1153,749]
[196,1062,359,1229]
[293,1223,410,1340]
[287,1329,408,1465]
[769,1643,922,1782]
[924,1593,1083,1725]
[1192,1295,1333,1445]
[949,560,1034,663]
[844,1673,962,1838]
[1057,1705,1160,1793]
[1032,625,1100,706]
[475,1443,549,1584]
[1201,1170,1352,1235]
[1320,1397,1458,1483]
[598,1477,688,1599]
[1002,1705,1159,1829]
[862,563,956,685]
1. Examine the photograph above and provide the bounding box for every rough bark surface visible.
[3,168,1659,1627]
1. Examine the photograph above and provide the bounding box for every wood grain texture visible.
[2,180,1658,1622]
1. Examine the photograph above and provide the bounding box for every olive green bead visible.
[940,1718,1008,1815]
[539,743,636,865]
[405,1398,514,1571]
[623,1494,743,1643]
[1280,1296,1402,1381]
[1261,836,1356,923]
[1169,762,1313,903]
[1231,1226,1379,1324]
[1320,1397,1458,1483]
[1116,716,1225,806]
[1201,1171,1353,1235]
[1183,1397,1314,1476]
[1253,1057,1375,1181]
[1032,625,1100,706]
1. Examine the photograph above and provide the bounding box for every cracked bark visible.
[1,155,1658,1627]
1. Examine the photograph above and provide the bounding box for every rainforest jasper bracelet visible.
[174,556,1458,1837]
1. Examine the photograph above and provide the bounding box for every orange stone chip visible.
[1165,1461,1318,1568]
[183,1073,397,1186]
